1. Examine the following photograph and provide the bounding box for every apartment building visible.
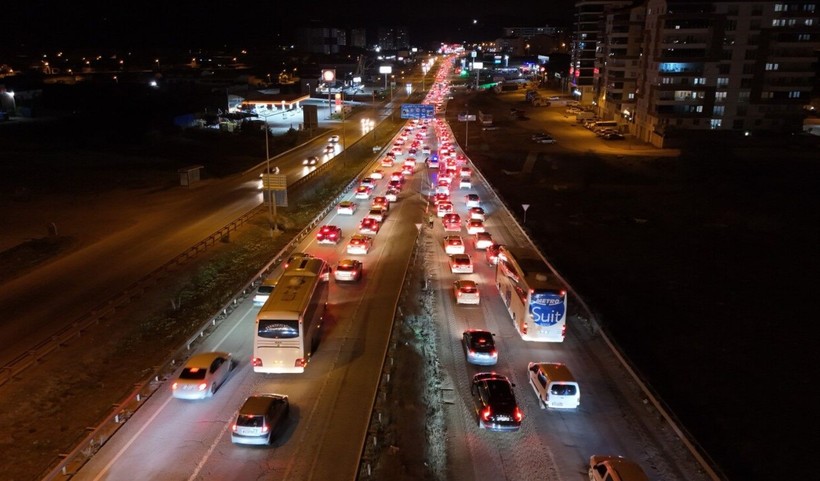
[571,0,634,103]
[577,0,820,147]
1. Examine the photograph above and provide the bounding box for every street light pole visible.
[263,121,276,235]
[465,105,469,150]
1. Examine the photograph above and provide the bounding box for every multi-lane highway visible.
[66,59,712,481]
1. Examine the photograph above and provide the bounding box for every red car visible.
[316,225,342,244]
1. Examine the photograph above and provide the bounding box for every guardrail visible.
[0,207,260,389]
[39,116,391,481]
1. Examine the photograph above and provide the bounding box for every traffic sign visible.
[261,173,287,190]
[400,104,435,119]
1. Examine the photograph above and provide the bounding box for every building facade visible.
[576,0,820,147]
[377,26,409,50]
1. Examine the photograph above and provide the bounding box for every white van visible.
[527,362,580,409]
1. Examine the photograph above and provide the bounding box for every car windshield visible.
[179,367,207,380]
[236,414,264,427]
[257,286,274,294]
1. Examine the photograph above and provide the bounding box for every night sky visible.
[3,0,576,50]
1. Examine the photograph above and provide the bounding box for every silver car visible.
[172,352,233,400]
[231,394,290,445]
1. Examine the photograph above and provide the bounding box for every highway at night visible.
[63,60,711,481]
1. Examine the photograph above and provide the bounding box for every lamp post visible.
[464,104,469,150]
[261,113,278,235]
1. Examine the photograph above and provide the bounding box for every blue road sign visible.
[400,104,435,119]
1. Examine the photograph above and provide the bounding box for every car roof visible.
[239,394,288,414]
[457,280,477,288]
[185,351,229,367]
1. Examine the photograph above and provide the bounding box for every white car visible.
[474,232,493,250]
[172,352,233,400]
[469,207,485,221]
[466,219,485,235]
[370,169,384,180]
[328,134,340,143]
[454,280,480,305]
[449,254,474,274]
[465,194,481,208]
[366,207,387,223]
[436,201,454,218]
[459,177,472,189]
[334,259,363,282]
[253,278,277,306]
[354,186,372,199]
[443,235,465,255]
[346,234,373,255]
[460,167,472,177]
[337,201,357,215]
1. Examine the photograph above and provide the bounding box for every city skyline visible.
[2,0,575,50]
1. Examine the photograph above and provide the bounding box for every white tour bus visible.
[495,246,567,342]
[253,257,329,373]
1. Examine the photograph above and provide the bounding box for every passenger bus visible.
[253,257,329,373]
[495,246,567,342]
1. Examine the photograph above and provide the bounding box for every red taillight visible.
[457,291,462,296]
[198,383,207,392]
[252,357,262,367]
[481,406,492,421]
[514,407,523,422]
[171,382,178,390]
[295,358,307,368]
[522,323,528,335]
[490,349,498,357]
[260,422,270,434]
[232,424,238,432]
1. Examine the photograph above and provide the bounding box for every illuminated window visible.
[694,77,706,85]
[710,119,722,129]
[765,63,779,70]
[714,106,725,116]
[789,91,801,98]
[772,19,786,26]
[715,91,727,102]
[717,77,729,87]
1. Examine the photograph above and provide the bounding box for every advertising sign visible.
[529,291,565,326]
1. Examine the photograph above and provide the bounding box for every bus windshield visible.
[257,319,299,339]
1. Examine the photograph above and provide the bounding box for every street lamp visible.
[260,112,279,235]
